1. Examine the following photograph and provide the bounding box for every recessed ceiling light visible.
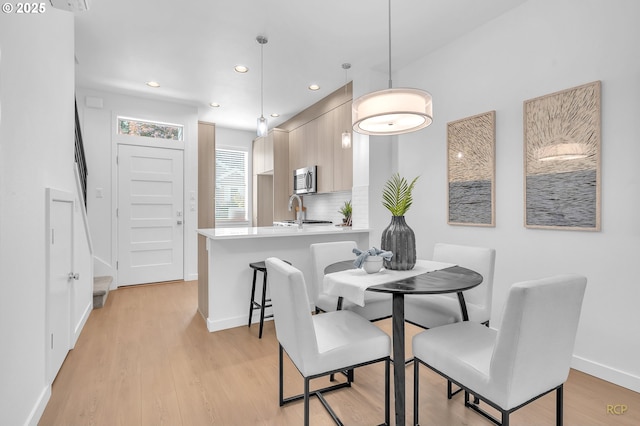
[234,65,249,73]
[270,113,279,117]
[209,102,221,108]
[146,81,160,88]
[308,84,320,91]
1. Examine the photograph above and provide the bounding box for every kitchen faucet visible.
[288,194,303,228]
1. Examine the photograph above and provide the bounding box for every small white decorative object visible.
[362,256,384,274]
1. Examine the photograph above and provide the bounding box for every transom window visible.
[215,148,248,226]
[117,116,184,141]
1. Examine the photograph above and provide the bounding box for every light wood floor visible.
[40,280,639,425]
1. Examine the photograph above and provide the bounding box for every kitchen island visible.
[197,226,370,332]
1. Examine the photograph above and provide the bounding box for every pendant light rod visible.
[257,35,267,117]
[387,0,392,89]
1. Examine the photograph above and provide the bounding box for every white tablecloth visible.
[323,259,455,306]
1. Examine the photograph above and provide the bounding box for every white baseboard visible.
[25,385,51,426]
[206,314,274,333]
[186,272,198,281]
[71,301,92,348]
[572,355,640,393]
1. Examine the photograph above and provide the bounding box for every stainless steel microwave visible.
[293,165,317,195]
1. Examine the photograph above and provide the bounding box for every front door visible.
[117,144,184,286]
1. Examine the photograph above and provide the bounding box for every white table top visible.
[323,260,455,306]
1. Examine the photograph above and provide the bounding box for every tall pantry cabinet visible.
[197,121,215,318]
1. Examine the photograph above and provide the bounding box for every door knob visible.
[68,272,79,280]
[177,220,183,225]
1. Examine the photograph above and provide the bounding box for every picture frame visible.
[447,111,496,227]
[523,81,601,231]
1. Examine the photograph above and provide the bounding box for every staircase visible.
[76,97,111,310]
[93,276,112,309]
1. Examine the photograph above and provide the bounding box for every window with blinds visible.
[215,148,248,226]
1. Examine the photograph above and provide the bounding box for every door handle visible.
[68,272,79,280]
[177,220,183,225]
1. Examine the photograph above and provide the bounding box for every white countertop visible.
[197,226,370,240]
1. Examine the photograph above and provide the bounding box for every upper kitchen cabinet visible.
[252,133,274,174]
[332,101,353,192]
[315,111,333,193]
[252,129,291,225]
[282,82,353,194]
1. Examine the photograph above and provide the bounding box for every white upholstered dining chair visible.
[405,243,496,328]
[412,274,587,426]
[310,241,392,321]
[265,257,391,426]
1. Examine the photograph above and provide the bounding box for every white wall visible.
[0,9,92,425]
[380,0,640,391]
[76,89,199,282]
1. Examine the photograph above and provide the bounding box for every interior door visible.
[47,189,74,384]
[117,144,184,286]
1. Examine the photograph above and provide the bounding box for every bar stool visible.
[248,260,290,338]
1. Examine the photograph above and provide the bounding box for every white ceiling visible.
[74,0,526,132]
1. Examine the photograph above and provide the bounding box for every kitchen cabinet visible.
[315,111,333,193]
[332,101,353,192]
[253,133,273,174]
[197,121,215,318]
[286,99,352,194]
[253,129,291,225]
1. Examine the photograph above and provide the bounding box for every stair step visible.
[93,276,112,309]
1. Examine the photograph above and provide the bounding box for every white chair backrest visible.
[265,258,318,372]
[432,243,496,313]
[490,274,587,408]
[310,241,357,303]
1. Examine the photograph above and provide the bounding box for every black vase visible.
[380,216,416,270]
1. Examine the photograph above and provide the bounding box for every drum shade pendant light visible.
[256,35,268,137]
[352,0,433,135]
[341,63,352,149]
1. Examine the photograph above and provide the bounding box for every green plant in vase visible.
[338,200,352,226]
[381,173,419,270]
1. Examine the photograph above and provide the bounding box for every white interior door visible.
[117,144,184,286]
[47,189,74,384]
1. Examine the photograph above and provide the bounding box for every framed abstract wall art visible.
[447,111,496,227]
[524,81,601,231]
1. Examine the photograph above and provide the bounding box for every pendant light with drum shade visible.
[352,0,433,135]
[256,35,268,137]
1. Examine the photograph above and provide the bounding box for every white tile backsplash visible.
[302,191,352,225]
[351,185,369,229]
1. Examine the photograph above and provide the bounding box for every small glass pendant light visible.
[341,63,352,149]
[256,35,268,137]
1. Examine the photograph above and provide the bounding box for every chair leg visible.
[259,270,268,338]
[279,344,285,406]
[502,411,509,426]
[248,269,258,327]
[304,377,311,426]
[413,360,420,425]
[556,385,563,426]
[385,358,390,426]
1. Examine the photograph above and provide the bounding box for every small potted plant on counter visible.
[338,200,352,226]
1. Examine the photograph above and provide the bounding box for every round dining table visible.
[324,260,483,426]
